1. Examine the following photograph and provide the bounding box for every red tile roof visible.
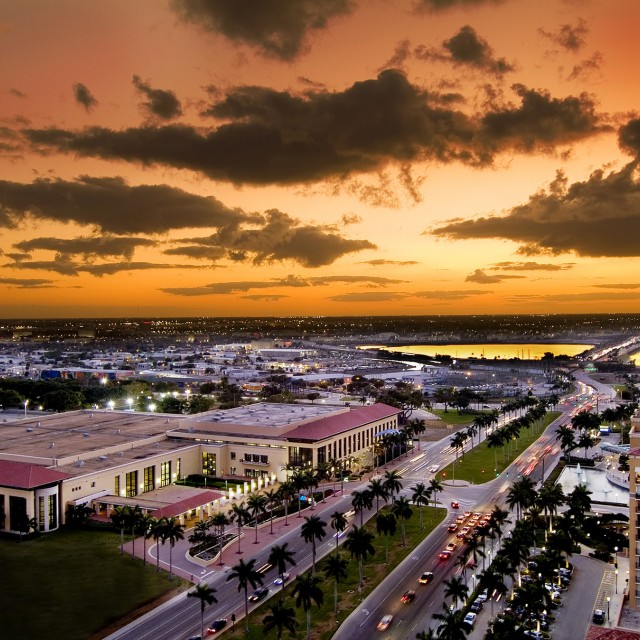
[585,626,640,640]
[0,460,71,489]
[151,489,224,519]
[285,403,401,442]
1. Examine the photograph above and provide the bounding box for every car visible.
[430,465,439,473]
[451,501,460,509]
[463,612,477,627]
[524,632,544,639]
[446,542,458,552]
[455,515,466,524]
[207,619,228,634]
[273,572,290,585]
[470,600,483,612]
[592,609,605,624]
[401,589,416,603]
[418,571,434,584]
[248,587,269,601]
[463,511,472,518]
[476,590,489,602]
[456,526,471,539]
[447,522,458,532]
[439,550,452,560]
[377,614,393,631]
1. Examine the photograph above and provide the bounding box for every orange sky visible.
[1,0,639,318]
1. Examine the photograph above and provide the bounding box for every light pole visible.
[23,399,28,417]
[606,595,610,622]
[614,546,619,568]
[615,569,618,594]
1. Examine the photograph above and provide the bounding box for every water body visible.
[556,466,628,506]
[364,343,593,361]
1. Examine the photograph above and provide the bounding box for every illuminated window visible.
[143,466,155,493]
[160,461,171,487]
[125,471,138,497]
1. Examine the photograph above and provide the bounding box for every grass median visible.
[222,505,447,640]
[0,528,183,640]
[439,411,561,484]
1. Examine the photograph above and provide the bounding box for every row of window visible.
[115,460,178,498]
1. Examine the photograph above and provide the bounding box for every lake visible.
[360,343,593,360]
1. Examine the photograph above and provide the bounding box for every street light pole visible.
[606,596,610,622]
[615,569,618,594]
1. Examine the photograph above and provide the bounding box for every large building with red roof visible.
[0,402,400,535]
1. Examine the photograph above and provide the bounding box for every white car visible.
[430,465,439,473]
[273,572,290,585]
[463,612,477,627]
[377,614,393,631]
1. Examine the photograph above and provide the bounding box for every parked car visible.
[464,612,477,627]
[592,609,605,624]
[476,589,489,602]
[470,599,483,613]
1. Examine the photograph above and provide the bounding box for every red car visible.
[451,501,460,509]
[439,550,452,561]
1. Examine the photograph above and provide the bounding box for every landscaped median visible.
[221,505,447,640]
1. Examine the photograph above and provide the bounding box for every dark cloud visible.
[541,292,640,302]
[73,83,98,112]
[23,70,607,185]
[9,88,27,98]
[593,283,640,290]
[380,39,413,71]
[432,156,640,257]
[413,0,505,12]
[341,214,362,225]
[0,175,252,233]
[132,76,182,120]
[478,84,606,152]
[0,277,53,287]
[171,0,356,61]
[465,268,523,283]
[161,273,399,296]
[539,19,588,52]
[618,118,640,157]
[359,259,418,266]
[241,294,290,301]
[491,261,573,271]
[14,236,156,260]
[413,289,491,300]
[441,25,514,75]
[567,52,603,82]
[176,209,375,267]
[328,291,408,302]
[163,245,227,261]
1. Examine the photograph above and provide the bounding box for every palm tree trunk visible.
[334,581,338,612]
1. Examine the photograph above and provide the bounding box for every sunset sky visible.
[1,0,640,318]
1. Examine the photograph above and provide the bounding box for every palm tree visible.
[262,600,298,640]
[351,489,373,526]
[292,573,324,640]
[432,602,472,639]
[537,483,565,532]
[111,505,129,554]
[486,431,504,473]
[506,476,536,520]
[188,583,218,640]
[367,478,389,514]
[151,517,164,572]
[410,482,431,530]
[477,567,507,617]
[277,480,294,527]
[376,511,397,564]
[391,496,413,546]
[315,462,331,503]
[127,505,143,558]
[450,430,467,461]
[383,469,403,501]
[416,630,438,640]
[226,557,264,634]
[443,575,469,610]
[428,478,443,511]
[330,510,348,555]
[139,513,157,566]
[324,553,348,613]
[300,515,326,574]
[343,524,376,589]
[230,501,251,554]
[209,512,231,564]
[160,516,185,579]
[267,543,297,596]
[247,493,267,544]
[290,469,307,518]
[263,488,279,534]
[566,484,592,524]
[488,505,510,545]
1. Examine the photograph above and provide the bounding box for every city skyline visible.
[1,0,640,318]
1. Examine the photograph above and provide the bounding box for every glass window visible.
[9,495,27,532]
[176,458,181,480]
[260,455,268,464]
[38,496,45,531]
[143,466,155,493]
[202,452,216,476]
[160,461,171,487]
[114,475,120,496]
[125,471,138,497]
[48,494,57,529]
[230,452,236,460]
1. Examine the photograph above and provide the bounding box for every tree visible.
[263,488,280,535]
[344,524,376,589]
[537,483,565,533]
[391,496,413,546]
[486,431,504,472]
[159,516,185,579]
[188,583,218,640]
[110,505,129,555]
[277,480,295,527]
[139,513,157,566]
[506,476,536,520]
[267,543,297,597]
[376,511,397,564]
[247,493,267,544]
[382,469,403,501]
[262,600,298,640]
[330,510,348,555]
[230,501,251,554]
[488,505,511,545]
[555,424,576,458]
[151,517,164,572]
[351,489,373,526]
[367,478,389,514]
[432,602,472,640]
[292,573,324,640]
[443,575,469,610]
[411,482,431,530]
[428,478,443,511]
[300,515,326,575]
[324,553,348,613]
[227,558,264,634]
